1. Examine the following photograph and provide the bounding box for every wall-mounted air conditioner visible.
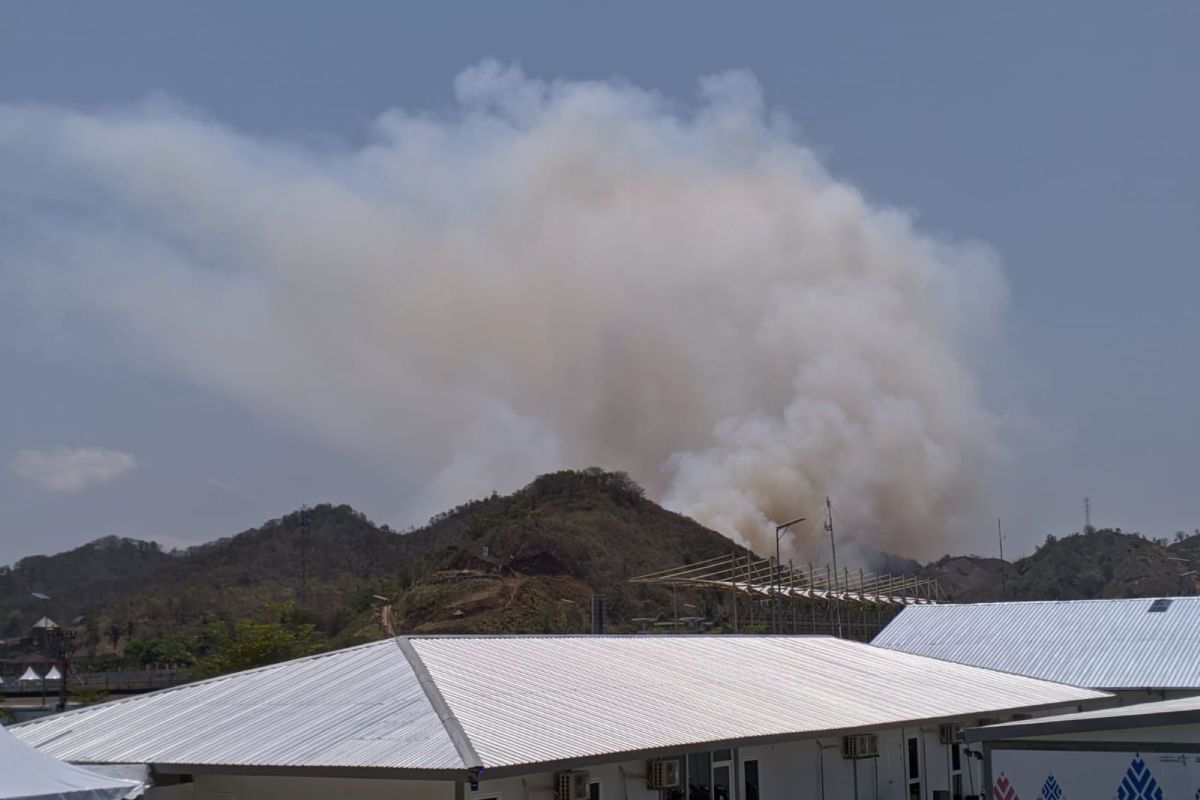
[647,759,681,789]
[556,770,590,800]
[841,734,879,759]
[939,723,963,744]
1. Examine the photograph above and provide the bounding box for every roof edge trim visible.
[395,636,481,772]
[964,707,1200,743]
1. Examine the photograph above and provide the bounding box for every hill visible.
[0,469,749,673]
[387,468,751,635]
[4,473,1198,680]
[923,528,1200,602]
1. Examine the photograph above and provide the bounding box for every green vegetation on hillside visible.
[924,528,1200,601]
[4,472,1198,680]
[0,470,748,677]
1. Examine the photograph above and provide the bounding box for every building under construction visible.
[629,552,942,641]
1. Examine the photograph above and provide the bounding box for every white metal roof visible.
[11,639,462,772]
[871,597,1200,690]
[12,635,1106,776]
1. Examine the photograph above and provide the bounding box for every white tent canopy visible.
[19,666,41,682]
[43,666,62,681]
[0,724,138,800]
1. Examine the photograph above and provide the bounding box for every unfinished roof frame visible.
[630,552,943,638]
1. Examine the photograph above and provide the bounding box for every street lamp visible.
[774,517,805,634]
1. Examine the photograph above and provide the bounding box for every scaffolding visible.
[629,552,943,641]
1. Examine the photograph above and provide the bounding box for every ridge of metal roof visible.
[394,637,481,772]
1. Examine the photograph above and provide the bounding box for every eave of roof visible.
[964,694,1200,743]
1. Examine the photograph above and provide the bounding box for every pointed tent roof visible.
[10,635,1109,778]
[0,724,138,800]
[19,666,41,681]
[32,616,58,630]
[45,666,63,681]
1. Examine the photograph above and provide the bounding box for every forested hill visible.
[923,528,1200,602]
[3,470,1197,680]
[0,470,749,675]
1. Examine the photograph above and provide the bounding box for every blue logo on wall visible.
[1040,774,1062,800]
[1117,755,1164,800]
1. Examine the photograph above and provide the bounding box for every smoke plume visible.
[0,63,1005,559]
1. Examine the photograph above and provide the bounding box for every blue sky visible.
[1,3,1197,564]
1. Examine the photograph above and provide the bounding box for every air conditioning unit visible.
[556,770,590,800]
[939,723,963,744]
[842,734,879,759]
[975,717,999,728]
[647,759,681,789]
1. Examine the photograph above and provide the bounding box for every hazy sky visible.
[1,3,1197,565]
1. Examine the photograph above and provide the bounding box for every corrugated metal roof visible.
[871,597,1200,690]
[10,638,462,771]
[12,635,1106,774]
[408,636,1103,769]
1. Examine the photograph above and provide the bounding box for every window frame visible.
[742,756,760,800]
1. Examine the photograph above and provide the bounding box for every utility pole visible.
[54,629,74,714]
[774,516,806,634]
[825,498,843,638]
[997,518,1007,597]
[298,505,310,607]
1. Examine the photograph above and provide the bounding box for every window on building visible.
[907,736,922,800]
[688,751,712,800]
[743,758,760,800]
[711,749,733,800]
[589,780,601,800]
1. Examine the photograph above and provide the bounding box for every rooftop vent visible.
[1149,598,1173,613]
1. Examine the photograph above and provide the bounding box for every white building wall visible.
[475,725,987,800]
[141,719,1008,800]
[742,728,983,800]
[476,757,661,800]
[188,773,454,800]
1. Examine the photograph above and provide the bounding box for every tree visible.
[124,636,196,667]
[192,602,323,679]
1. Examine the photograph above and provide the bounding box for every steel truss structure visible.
[629,552,943,640]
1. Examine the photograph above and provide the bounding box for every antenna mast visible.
[298,505,310,607]
[997,518,1006,596]
[1084,497,1094,534]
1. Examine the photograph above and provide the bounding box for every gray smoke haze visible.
[0,63,1006,560]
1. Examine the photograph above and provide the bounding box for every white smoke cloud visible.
[0,63,1006,558]
[10,447,138,493]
